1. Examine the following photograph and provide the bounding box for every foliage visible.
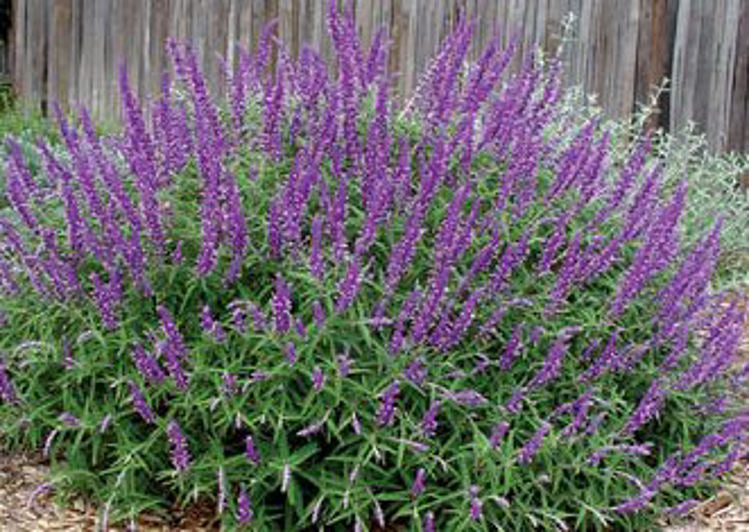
[0,3,747,531]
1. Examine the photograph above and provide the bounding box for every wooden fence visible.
[8,0,749,153]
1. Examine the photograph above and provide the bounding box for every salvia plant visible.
[0,2,747,531]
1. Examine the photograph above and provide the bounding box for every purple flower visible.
[129,380,155,424]
[518,422,551,464]
[309,216,326,279]
[489,421,509,450]
[267,199,284,258]
[444,389,488,407]
[312,366,326,391]
[223,172,248,283]
[411,468,426,497]
[312,300,326,329]
[156,306,189,390]
[580,332,618,382]
[222,373,237,396]
[118,67,165,256]
[469,485,483,521]
[500,324,523,371]
[351,412,361,435]
[588,443,653,466]
[404,358,427,386]
[245,435,260,465]
[614,489,657,514]
[59,412,80,427]
[167,241,181,266]
[236,485,253,524]
[0,358,17,403]
[167,420,191,472]
[231,306,247,333]
[376,380,399,427]
[156,306,187,358]
[338,353,352,378]
[285,342,296,365]
[560,389,594,438]
[249,304,266,332]
[527,338,567,391]
[505,389,525,414]
[297,413,329,437]
[272,275,292,334]
[334,258,362,312]
[624,379,667,435]
[388,289,422,355]
[201,305,226,343]
[90,272,118,329]
[131,344,166,385]
[423,511,435,532]
[665,499,698,517]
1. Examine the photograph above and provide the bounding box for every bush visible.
[0,3,747,531]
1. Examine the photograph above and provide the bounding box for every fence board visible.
[8,0,749,153]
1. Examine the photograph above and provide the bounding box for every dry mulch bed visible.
[0,451,218,531]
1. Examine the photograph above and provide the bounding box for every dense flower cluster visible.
[0,1,746,530]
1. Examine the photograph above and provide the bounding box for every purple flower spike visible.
[335,258,362,313]
[338,353,352,378]
[59,412,80,427]
[285,342,297,365]
[0,358,17,403]
[469,485,483,521]
[404,358,427,386]
[167,420,191,472]
[156,306,190,390]
[499,325,523,371]
[245,435,260,465]
[90,272,118,329]
[222,373,237,396]
[131,344,166,385]
[129,380,155,424]
[272,275,292,334]
[527,338,567,391]
[411,468,427,497]
[201,305,226,343]
[444,389,488,407]
[237,485,253,524]
[294,318,308,339]
[518,422,551,464]
[423,511,435,532]
[489,421,509,450]
[312,366,326,391]
[421,401,441,438]
[376,380,400,427]
[312,300,326,329]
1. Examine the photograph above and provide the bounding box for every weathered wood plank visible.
[7,0,748,153]
[728,2,749,153]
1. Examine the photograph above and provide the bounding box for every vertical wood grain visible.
[7,0,748,153]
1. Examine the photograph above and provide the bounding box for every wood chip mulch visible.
[0,451,218,531]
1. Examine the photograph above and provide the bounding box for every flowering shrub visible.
[1,3,748,530]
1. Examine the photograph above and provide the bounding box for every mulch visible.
[0,451,218,531]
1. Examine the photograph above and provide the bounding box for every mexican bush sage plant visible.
[0,3,747,530]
